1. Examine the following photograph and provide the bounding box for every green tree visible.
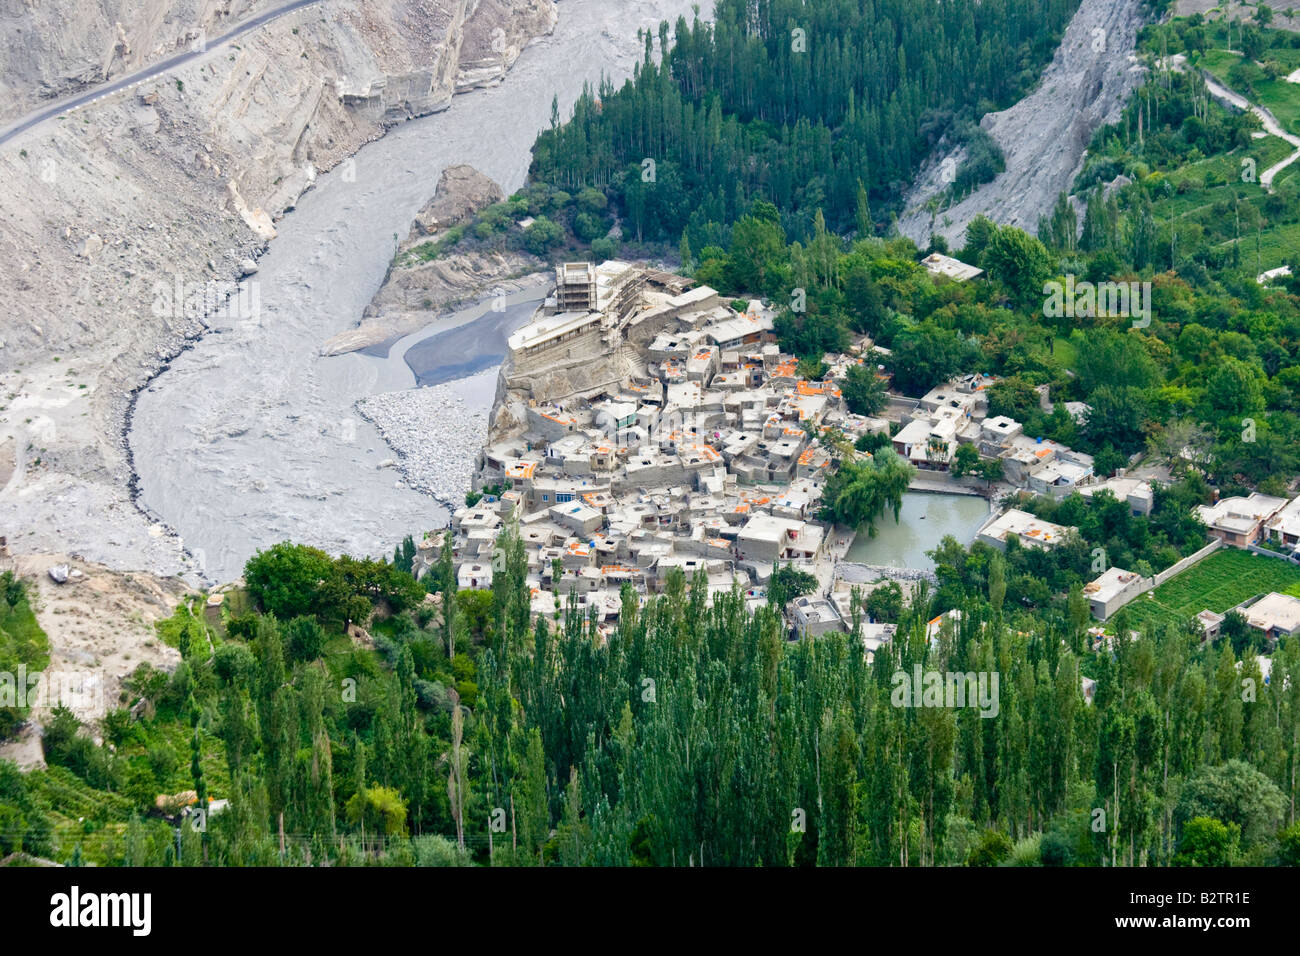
[244,543,335,620]
[344,786,409,838]
[982,226,1052,305]
[523,216,564,256]
[1175,760,1286,851]
[1173,816,1238,867]
[1205,357,1264,417]
[841,363,889,416]
[950,443,980,478]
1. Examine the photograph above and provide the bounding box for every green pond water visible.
[845,492,993,571]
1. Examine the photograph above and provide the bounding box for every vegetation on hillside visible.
[2,529,1298,867]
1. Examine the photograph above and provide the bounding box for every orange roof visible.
[684,444,721,462]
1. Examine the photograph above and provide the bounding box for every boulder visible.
[408,165,504,241]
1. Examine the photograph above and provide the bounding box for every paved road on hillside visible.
[0,0,325,148]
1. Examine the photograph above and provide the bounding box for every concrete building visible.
[1080,477,1154,516]
[1239,592,1300,642]
[1028,459,1093,498]
[554,261,598,312]
[920,252,984,282]
[1084,567,1146,621]
[790,595,843,638]
[1265,495,1300,550]
[736,514,821,564]
[1196,494,1288,547]
[976,509,1075,551]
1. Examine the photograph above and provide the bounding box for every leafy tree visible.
[1205,357,1264,417]
[1175,760,1286,851]
[865,582,903,623]
[987,376,1041,422]
[982,226,1053,305]
[888,325,978,396]
[245,543,335,620]
[1278,822,1300,866]
[283,615,327,663]
[967,829,1013,866]
[770,565,819,608]
[976,456,1005,490]
[841,364,889,416]
[1,572,23,612]
[523,216,564,256]
[950,443,980,478]
[345,786,409,838]
[1173,817,1238,867]
[1084,386,1149,454]
[820,451,916,533]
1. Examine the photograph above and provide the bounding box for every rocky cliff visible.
[321,162,544,356]
[896,0,1146,247]
[0,0,556,573]
[0,1,270,125]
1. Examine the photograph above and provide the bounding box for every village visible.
[413,257,1300,662]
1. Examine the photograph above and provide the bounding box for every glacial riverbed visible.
[129,0,702,583]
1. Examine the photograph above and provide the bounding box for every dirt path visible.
[1199,69,1300,189]
[0,0,328,148]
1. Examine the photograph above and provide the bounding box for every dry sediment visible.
[0,0,558,577]
[897,0,1148,247]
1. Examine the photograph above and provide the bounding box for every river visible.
[845,492,993,571]
[128,0,702,584]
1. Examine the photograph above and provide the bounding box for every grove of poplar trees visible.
[529,0,1082,242]
[181,529,1300,866]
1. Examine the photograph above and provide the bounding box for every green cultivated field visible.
[1123,548,1300,631]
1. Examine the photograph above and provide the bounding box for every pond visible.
[845,492,993,571]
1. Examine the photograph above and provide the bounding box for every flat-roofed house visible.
[457,562,494,590]
[1081,477,1154,516]
[1084,567,1146,621]
[790,595,843,638]
[1028,459,1093,498]
[1240,592,1300,642]
[736,514,823,564]
[920,252,984,282]
[977,509,1075,551]
[1196,494,1288,547]
[1265,496,1300,549]
[550,502,605,536]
